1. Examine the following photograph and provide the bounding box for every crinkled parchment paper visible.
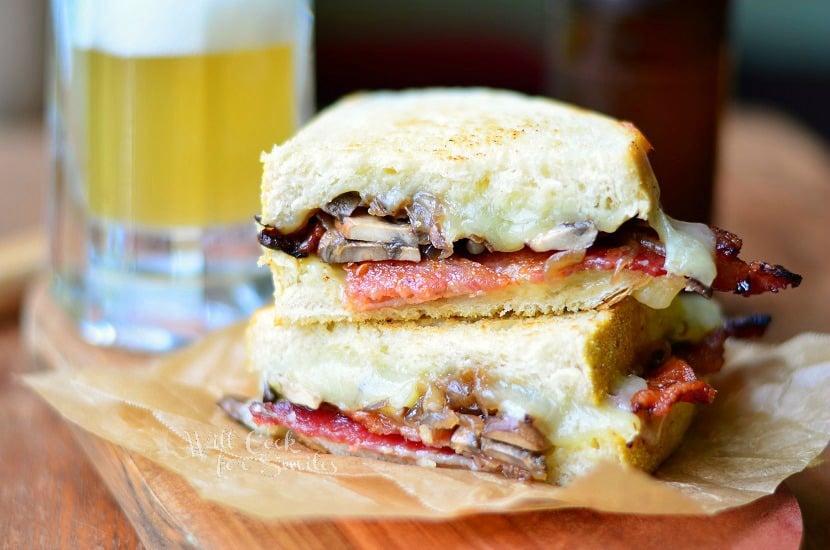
[24,327,830,520]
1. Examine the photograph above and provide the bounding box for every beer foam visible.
[68,0,311,56]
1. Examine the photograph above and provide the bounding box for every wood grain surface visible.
[55,431,813,550]
[2,109,830,548]
[0,323,141,549]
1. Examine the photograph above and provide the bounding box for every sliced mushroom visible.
[321,192,361,221]
[481,416,549,452]
[317,229,420,263]
[527,221,598,252]
[418,410,460,431]
[450,425,480,454]
[335,213,418,247]
[367,196,396,217]
[449,413,486,454]
[480,439,547,480]
[217,395,257,430]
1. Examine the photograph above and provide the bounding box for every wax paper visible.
[24,325,830,519]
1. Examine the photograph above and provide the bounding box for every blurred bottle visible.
[314,1,545,108]
[546,0,730,223]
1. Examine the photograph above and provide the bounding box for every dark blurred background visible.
[731,0,830,141]
[312,0,829,140]
[1,0,827,137]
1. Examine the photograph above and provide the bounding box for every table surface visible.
[1,108,829,548]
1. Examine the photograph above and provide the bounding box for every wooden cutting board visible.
[24,281,804,549]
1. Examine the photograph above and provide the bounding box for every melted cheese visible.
[650,210,717,286]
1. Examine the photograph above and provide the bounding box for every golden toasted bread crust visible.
[247,299,692,484]
[261,88,658,252]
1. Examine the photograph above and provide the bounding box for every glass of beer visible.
[47,0,314,351]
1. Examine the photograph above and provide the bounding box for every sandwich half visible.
[255,88,796,325]
[228,295,732,483]
[224,88,801,484]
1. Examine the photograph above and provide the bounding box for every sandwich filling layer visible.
[232,296,743,483]
[259,212,801,324]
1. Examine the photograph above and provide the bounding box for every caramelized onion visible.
[406,192,452,252]
[543,249,586,282]
[321,192,361,221]
[257,215,325,258]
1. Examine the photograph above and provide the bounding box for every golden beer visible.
[49,0,314,351]
[73,44,295,227]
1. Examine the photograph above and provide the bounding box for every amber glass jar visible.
[546,0,730,223]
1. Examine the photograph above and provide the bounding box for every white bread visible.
[261,88,656,245]
[260,88,716,286]
[247,297,716,483]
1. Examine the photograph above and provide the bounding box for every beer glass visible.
[47,0,314,351]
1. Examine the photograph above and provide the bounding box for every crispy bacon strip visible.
[711,227,802,296]
[671,329,728,378]
[631,357,717,417]
[631,314,771,416]
[258,216,801,308]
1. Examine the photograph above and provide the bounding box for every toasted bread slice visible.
[261,88,657,246]
[246,297,714,483]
